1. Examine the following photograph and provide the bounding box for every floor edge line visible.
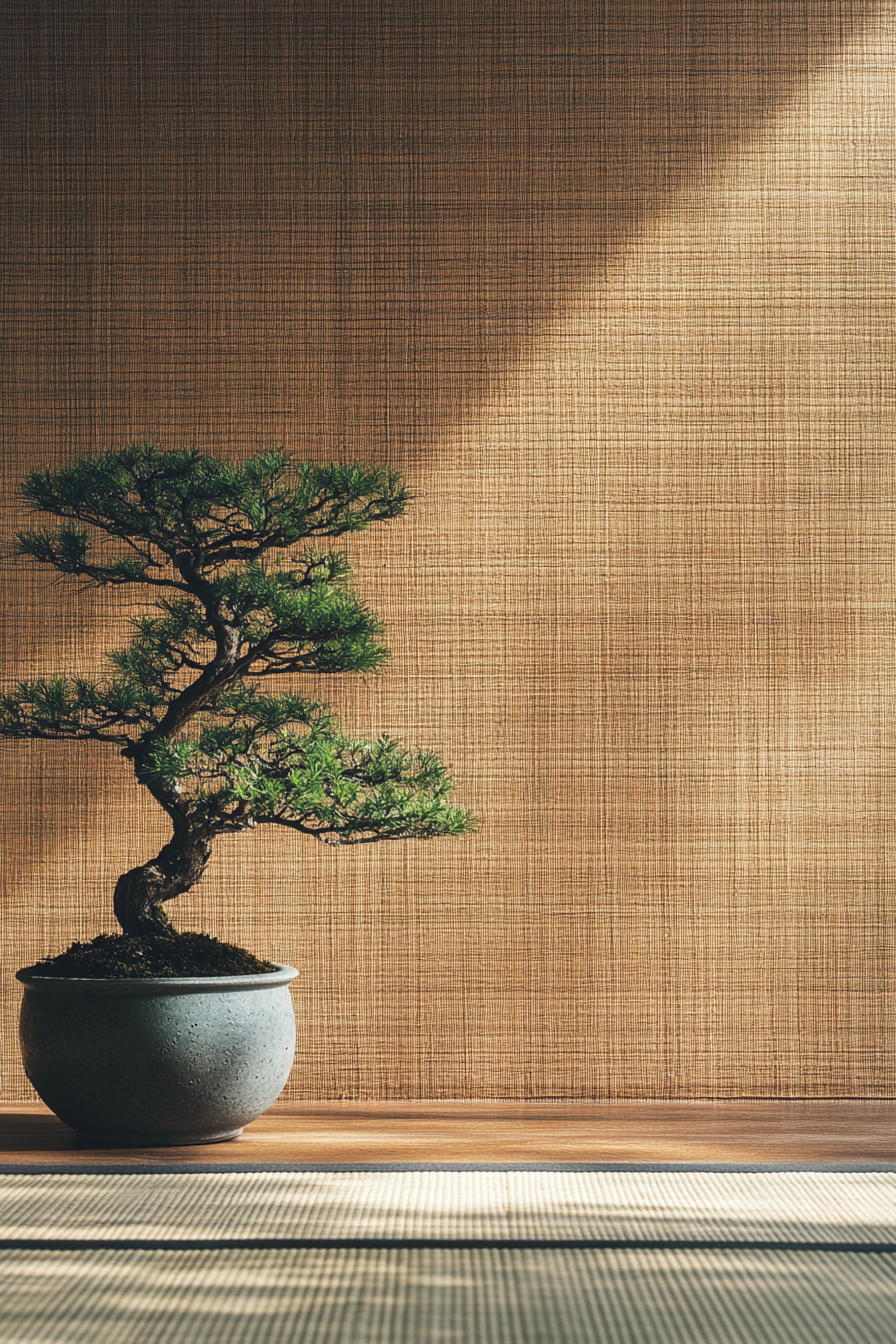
[1,1162,893,1175]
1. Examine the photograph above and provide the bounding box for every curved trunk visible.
[113,828,214,936]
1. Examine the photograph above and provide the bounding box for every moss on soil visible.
[25,931,277,979]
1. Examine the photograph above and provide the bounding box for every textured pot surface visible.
[17,964,298,1145]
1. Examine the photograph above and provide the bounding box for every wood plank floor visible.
[0,1100,893,1165]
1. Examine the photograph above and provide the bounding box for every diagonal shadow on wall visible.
[0,0,881,459]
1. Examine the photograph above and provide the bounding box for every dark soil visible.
[24,932,277,979]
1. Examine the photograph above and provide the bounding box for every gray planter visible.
[17,963,298,1146]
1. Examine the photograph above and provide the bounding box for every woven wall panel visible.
[1,1,894,1100]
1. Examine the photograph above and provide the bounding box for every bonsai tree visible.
[1,444,475,959]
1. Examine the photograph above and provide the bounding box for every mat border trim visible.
[0,1236,892,1253]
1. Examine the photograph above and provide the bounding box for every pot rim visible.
[15,962,299,995]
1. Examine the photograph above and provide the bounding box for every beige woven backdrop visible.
[1,1,894,1100]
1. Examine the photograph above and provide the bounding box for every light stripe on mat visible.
[0,1171,892,1245]
[1,1246,894,1344]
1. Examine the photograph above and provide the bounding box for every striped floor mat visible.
[0,1172,893,1342]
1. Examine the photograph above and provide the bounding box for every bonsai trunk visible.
[113,826,214,937]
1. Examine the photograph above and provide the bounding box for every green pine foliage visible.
[1,445,477,855]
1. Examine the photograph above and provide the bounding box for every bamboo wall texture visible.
[1,2,894,1099]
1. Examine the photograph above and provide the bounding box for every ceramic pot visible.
[16,963,298,1146]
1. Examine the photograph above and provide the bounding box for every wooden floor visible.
[0,1100,893,1166]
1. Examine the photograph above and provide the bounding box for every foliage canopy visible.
[1,444,476,937]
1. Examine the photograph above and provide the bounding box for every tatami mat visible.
[0,1170,893,1247]
[0,1245,893,1344]
[1,1172,894,1342]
